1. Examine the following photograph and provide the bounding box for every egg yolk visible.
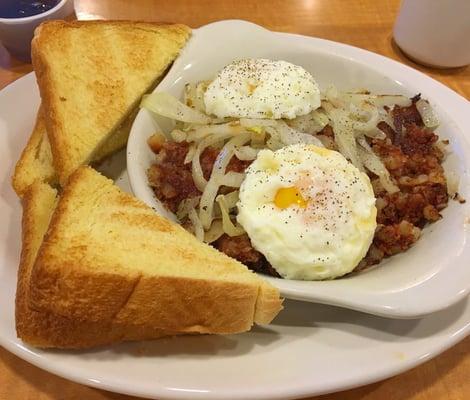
[274,187,307,209]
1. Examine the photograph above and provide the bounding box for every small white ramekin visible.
[0,0,75,61]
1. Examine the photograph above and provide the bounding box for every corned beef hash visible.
[141,58,461,281]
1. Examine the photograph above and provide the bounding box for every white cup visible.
[0,0,75,62]
[393,0,470,68]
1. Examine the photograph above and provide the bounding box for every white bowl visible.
[0,0,74,61]
[127,20,470,318]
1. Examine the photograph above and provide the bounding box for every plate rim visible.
[1,20,469,400]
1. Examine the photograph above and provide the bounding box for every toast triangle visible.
[12,104,136,197]
[32,20,190,185]
[15,182,174,348]
[30,167,282,334]
[12,106,58,197]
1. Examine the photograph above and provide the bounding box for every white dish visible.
[127,20,470,318]
[1,23,470,400]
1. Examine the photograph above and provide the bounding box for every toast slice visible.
[30,167,282,334]
[12,104,137,197]
[12,106,58,197]
[16,182,174,348]
[32,20,190,185]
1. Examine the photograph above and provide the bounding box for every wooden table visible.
[0,1,468,399]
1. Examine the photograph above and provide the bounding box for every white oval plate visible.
[128,20,470,318]
[1,23,470,400]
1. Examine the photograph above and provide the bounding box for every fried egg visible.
[204,59,321,119]
[237,144,377,280]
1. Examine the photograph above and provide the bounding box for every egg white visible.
[237,144,377,280]
[204,59,321,119]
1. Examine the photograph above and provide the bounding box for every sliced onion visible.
[192,132,238,191]
[204,219,224,243]
[216,194,245,237]
[188,208,204,241]
[340,93,411,108]
[363,127,387,140]
[287,109,329,134]
[234,145,259,160]
[222,190,239,208]
[184,143,197,164]
[184,81,209,113]
[250,128,266,147]
[141,92,211,124]
[435,140,450,160]
[266,137,284,151]
[220,171,245,188]
[176,196,201,219]
[377,107,394,127]
[198,177,220,229]
[335,119,362,169]
[349,102,379,133]
[324,85,344,108]
[415,98,439,129]
[240,118,278,128]
[317,134,336,149]
[184,83,196,107]
[445,170,459,197]
[313,109,330,128]
[187,122,245,142]
[170,129,187,142]
[323,102,363,170]
[195,81,210,113]
[267,121,324,147]
[357,138,399,193]
[199,133,251,229]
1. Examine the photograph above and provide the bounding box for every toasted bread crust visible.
[31,20,190,185]
[16,182,174,348]
[11,107,58,197]
[30,167,282,334]
[11,104,135,198]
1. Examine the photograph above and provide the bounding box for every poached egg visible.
[237,144,377,280]
[204,59,321,119]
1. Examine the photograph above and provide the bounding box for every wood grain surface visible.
[0,1,468,399]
